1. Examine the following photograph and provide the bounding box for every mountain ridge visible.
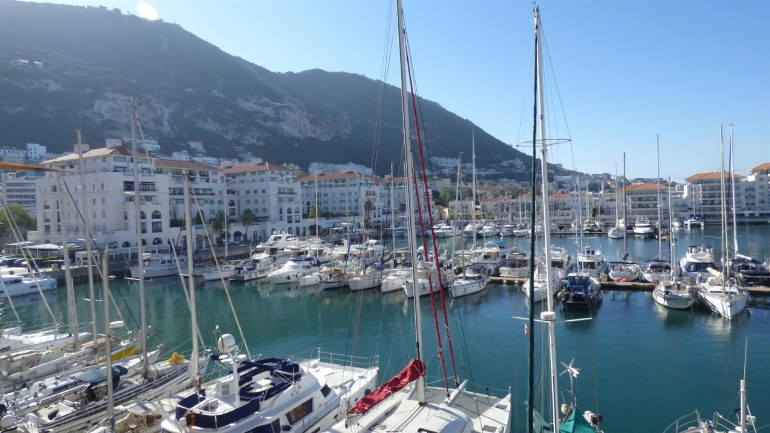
[0,0,534,176]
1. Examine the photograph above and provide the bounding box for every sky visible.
[29,0,770,182]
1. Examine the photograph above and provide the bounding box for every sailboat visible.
[524,7,604,433]
[327,2,511,433]
[451,133,489,298]
[653,177,696,309]
[607,167,624,240]
[696,126,749,320]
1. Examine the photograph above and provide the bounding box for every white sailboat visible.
[653,177,696,309]
[451,133,489,298]
[697,127,748,320]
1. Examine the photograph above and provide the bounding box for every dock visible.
[490,275,770,297]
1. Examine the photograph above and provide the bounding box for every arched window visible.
[295,207,300,214]
[152,237,162,245]
[141,239,147,246]
[122,241,131,248]
[152,210,162,219]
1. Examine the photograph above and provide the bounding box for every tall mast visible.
[396,0,424,402]
[57,175,78,347]
[719,126,728,291]
[471,131,477,252]
[527,9,539,433]
[76,129,99,359]
[130,101,149,372]
[102,251,115,428]
[622,153,628,256]
[535,7,559,431]
[184,173,200,382]
[656,135,662,259]
[314,173,319,238]
[667,177,675,277]
[729,124,739,256]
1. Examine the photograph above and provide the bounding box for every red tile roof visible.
[686,171,744,182]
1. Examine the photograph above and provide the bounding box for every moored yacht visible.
[266,256,318,284]
[632,217,655,238]
[559,272,602,310]
[159,334,378,433]
[679,245,716,283]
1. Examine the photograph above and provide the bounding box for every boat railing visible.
[661,409,705,433]
[423,377,511,399]
[315,349,379,370]
[285,348,379,370]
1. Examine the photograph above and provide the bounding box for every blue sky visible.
[34,0,769,181]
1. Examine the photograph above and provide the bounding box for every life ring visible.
[184,410,196,427]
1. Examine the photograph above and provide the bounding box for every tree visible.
[241,209,255,242]
[439,187,454,207]
[0,204,36,240]
[210,211,226,245]
[363,200,373,228]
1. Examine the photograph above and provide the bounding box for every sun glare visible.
[136,2,159,21]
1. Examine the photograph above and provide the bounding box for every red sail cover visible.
[348,358,426,415]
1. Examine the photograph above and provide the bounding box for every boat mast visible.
[315,173,319,238]
[102,251,115,429]
[535,7,560,431]
[184,173,200,383]
[668,177,675,278]
[57,175,78,347]
[729,124,739,256]
[656,135,662,259]
[76,128,99,359]
[396,0,425,402]
[471,131,477,253]
[528,7,538,433]
[719,126,728,291]
[130,101,149,372]
[622,152,628,257]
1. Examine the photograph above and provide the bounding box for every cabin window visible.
[285,398,313,425]
[320,384,331,397]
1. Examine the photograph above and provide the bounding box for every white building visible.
[223,162,308,241]
[29,145,173,249]
[1,170,43,215]
[153,159,225,224]
[25,143,47,162]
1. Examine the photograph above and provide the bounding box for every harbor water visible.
[4,224,770,433]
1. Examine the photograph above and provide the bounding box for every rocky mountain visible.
[0,0,532,175]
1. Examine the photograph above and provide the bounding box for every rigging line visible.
[0,199,57,323]
[58,177,132,328]
[403,41,441,198]
[370,0,396,175]
[167,240,206,353]
[540,22,573,152]
[404,43,452,393]
[189,188,251,360]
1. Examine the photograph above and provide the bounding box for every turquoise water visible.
[4,225,770,433]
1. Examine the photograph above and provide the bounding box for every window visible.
[152,221,162,233]
[152,210,162,219]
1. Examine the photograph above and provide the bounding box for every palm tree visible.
[210,211,226,245]
[241,209,255,243]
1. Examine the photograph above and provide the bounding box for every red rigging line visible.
[405,45,458,391]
